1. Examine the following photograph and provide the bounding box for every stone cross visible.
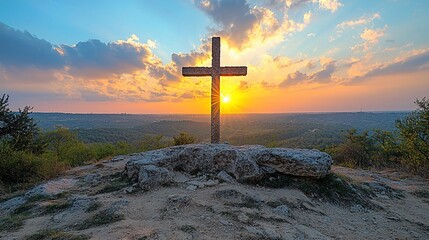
[182,37,247,143]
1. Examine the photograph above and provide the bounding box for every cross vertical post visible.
[211,37,221,143]
[182,37,247,144]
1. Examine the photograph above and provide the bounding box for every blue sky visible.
[0,0,211,62]
[0,0,428,113]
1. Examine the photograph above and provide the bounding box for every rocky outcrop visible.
[125,144,332,189]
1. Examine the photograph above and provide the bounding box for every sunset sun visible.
[222,95,231,104]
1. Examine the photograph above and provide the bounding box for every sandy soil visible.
[1,155,428,240]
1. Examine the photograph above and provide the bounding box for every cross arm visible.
[220,66,247,76]
[182,67,212,77]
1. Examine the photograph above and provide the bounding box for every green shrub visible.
[25,229,90,240]
[396,97,429,176]
[138,135,171,151]
[326,129,376,168]
[173,132,196,146]
[35,153,67,180]
[90,143,116,160]
[0,145,39,184]
[42,127,79,162]
[75,210,124,230]
[62,142,94,167]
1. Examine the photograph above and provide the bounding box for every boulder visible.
[254,148,332,178]
[125,144,332,189]
[138,165,173,190]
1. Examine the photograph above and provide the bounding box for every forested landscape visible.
[1,94,428,193]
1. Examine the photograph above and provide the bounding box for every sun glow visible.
[222,95,231,103]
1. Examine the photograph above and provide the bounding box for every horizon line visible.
[29,110,413,115]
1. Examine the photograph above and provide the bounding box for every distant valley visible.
[31,112,409,149]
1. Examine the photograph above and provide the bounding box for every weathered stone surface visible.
[255,148,333,178]
[0,178,77,217]
[273,205,290,217]
[217,170,235,183]
[25,178,77,198]
[125,144,332,190]
[138,165,173,190]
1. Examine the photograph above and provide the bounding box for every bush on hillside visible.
[173,132,196,146]
[0,144,39,184]
[396,97,429,175]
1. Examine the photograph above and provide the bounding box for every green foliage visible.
[85,202,102,212]
[396,97,429,175]
[42,201,73,214]
[326,97,428,177]
[96,181,128,194]
[0,94,44,153]
[42,127,79,161]
[75,210,124,230]
[371,129,402,168]
[326,128,403,169]
[326,129,376,168]
[25,229,90,240]
[90,142,116,160]
[412,189,429,199]
[0,145,39,184]
[138,135,171,151]
[0,213,27,232]
[173,132,196,145]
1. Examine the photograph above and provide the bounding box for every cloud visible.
[310,61,336,83]
[180,90,209,99]
[0,22,175,81]
[238,80,249,90]
[0,22,63,69]
[360,28,385,43]
[0,22,187,103]
[171,46,209,71]
[352,26,387,52]
[337,13,380,29]
[360,50,429,79]
[312,0,342,12]
[196,0,259,48]
[195,0,314,50]
[61,38,151,77]
[279,71,308,88]
[278,60,337,87]
[80,89,115,102]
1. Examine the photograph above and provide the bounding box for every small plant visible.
[75,210,124,230]
[96,180,129,194]
[13,202,37,215]
[27,194,51,203]
[85,202,102,212]
[0,214,27,232]
[179,225,197,234]
[42,201,73,214]
[25,229,90,240]
[412,189,429,199]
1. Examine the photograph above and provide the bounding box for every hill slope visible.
[1,153,428,239]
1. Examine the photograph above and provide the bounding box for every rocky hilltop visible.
[1,144,428,239]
